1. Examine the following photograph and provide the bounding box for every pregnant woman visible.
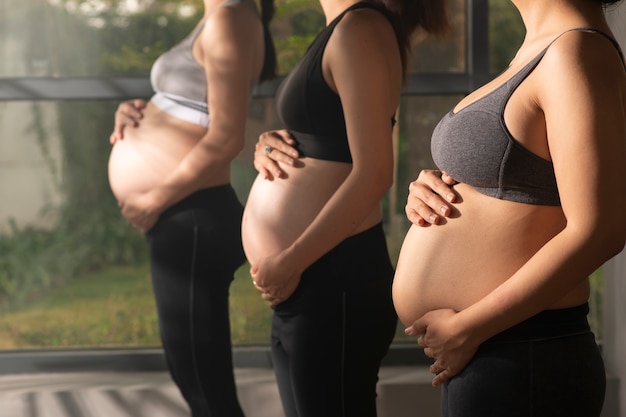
[107,0,275,416]
[395,0,626,416]
[241,1,448,416]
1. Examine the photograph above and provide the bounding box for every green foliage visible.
[0,3,200,309]
[489,0,525,72]
[0,264,273,348]
[97,11,201,75]
[0,266,159,348]
[0,214,147,310]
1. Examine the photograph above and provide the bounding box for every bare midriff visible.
[108,101,230,202]
[392,183,590,327]
[242,158,382,266]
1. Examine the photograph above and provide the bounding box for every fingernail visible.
[446,193,455,202]
[439,206,447,215]
[429,214,438,223]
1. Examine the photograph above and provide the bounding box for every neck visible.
[204,0,230,14]
[320,0,362,24]
[513,0,608,40]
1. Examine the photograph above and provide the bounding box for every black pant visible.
[146,185,246,417]
[271,223,398,417]
[442,304,606,417]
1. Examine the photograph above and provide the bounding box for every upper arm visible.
[539,32,626,244]
[324,10,403,180]
[197,6,263,151]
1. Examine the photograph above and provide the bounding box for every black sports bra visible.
[431,28,625,206]
[275,2,394,163]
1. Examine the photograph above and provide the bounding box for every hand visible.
[250,251,302,307]
[405,169,458,226]
[405,309,477,386]
[254,130,301,180]
[109,99,147,144]
[118,192,161,233]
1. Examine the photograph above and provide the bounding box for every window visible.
[6,0,581,353]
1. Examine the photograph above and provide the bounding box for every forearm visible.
[149,134,243,212]
[457,225,624,345]
[284,169,391,272]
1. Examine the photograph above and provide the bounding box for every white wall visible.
[603,3,626,417]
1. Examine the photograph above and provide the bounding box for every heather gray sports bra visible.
[431,28,625,206]
[149,0,243,126]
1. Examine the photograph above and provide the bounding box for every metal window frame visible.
[0,1,490,101]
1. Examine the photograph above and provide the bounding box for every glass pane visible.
[488,0,525,73]
[0,0,326,78]
[0,0,468,78]
[409,0,467,74]
[0,98,280,349]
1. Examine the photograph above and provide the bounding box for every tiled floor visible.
[0,369,283,417]
[0,367,441,417]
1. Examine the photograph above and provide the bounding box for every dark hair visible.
[598,0,623,4]
[376,0,449,76]
[259,0,277,81]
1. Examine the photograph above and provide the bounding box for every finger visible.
[423,347,436,359]
[405,205,432,227]
[416,170,457,203]
[259,132,299,160]
[130,98,147,111]
[432,370,452,387]
[404,319,427,336]
[255,141,285,178]
[408,180,452,217]
[441,171,457,186]
[262,130,299,156]
[253,157,275,180]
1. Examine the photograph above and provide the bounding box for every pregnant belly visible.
[242,159,352,266]
[108,140,175,201]
[107,104,205,201]
[392,185,567,327]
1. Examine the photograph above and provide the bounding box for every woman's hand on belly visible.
[109,99,147,144]
[405,309,479,387]
[405,169,458,226]
[253,129,301,180]
[250,248,303,307]
[118,191,162,233]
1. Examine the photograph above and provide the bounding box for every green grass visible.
[0,264,604,350]
[0,264,273,349]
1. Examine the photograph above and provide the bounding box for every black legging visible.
[442,304,606,417]
[146,185,246,417]
[271,223,398,417]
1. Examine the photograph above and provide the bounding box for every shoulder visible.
[541,29,624,82]
[330,6,398,58]
[200,1,262,49]
[334,6,395,39]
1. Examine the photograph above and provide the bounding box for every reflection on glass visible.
[0,0,604,350]
[0,0,470,78]
[409,0,467,74]
[0,98,277,349]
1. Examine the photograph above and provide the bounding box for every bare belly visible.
[242,158,381,266]
[107,102,223,201]
[392,184,588,327]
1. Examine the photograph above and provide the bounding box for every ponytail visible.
[259,0,277,81]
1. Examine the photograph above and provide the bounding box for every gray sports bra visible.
[431,28,625,206]
[150,20,208,104]
[150,0,242,108]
